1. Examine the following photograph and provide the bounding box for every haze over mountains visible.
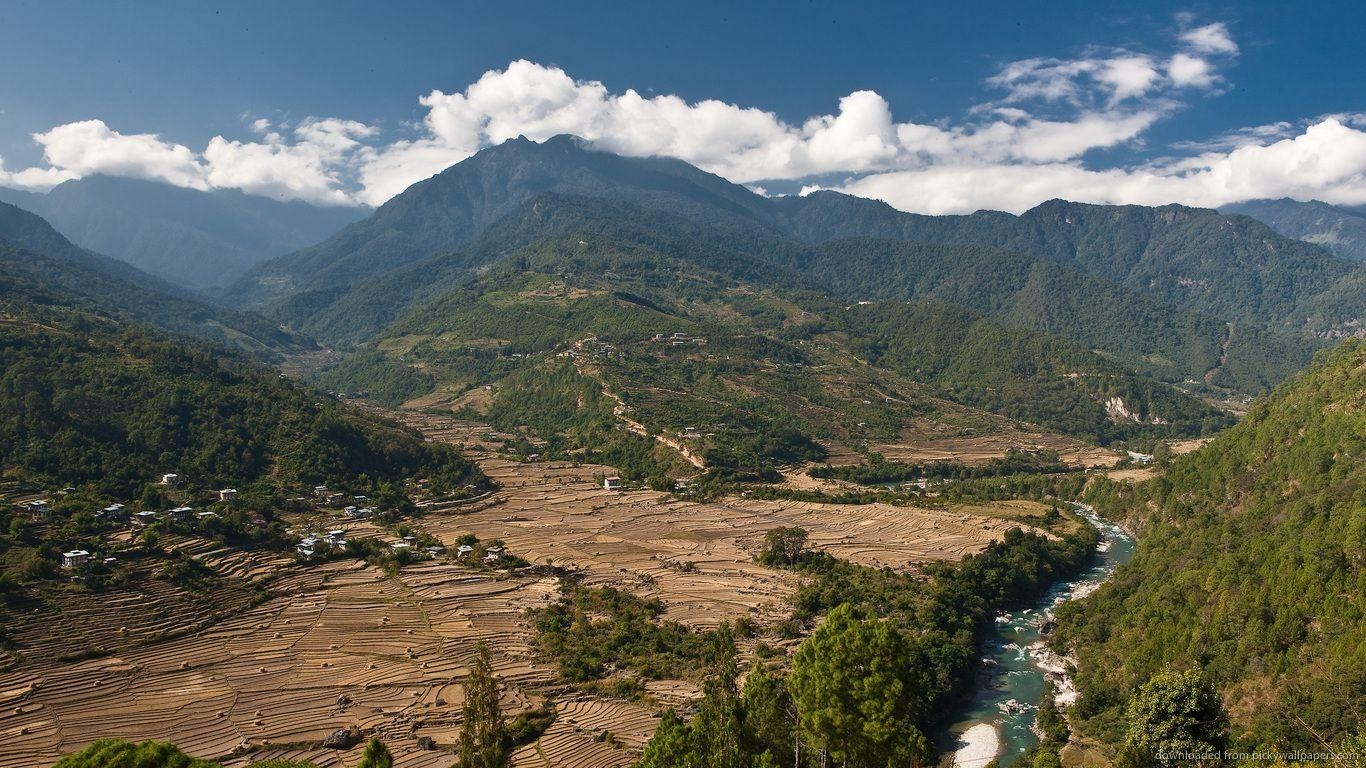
[0,200,309,358]
[1220,197,1366,263]
[0,176,366,292]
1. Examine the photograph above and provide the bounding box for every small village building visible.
[324,530,347,545]
[297,537,318,556]
[160,473,180,486]
[347,507,373,519]
[484,546,505,563]
[61,550,90,568]
[314,485,330,497]
[425,545,445,557]
[218,488,237,501]
[603,476,622,491]
[20,499,51,521]
[167,506,193,521]
[456,545,475,559]
[134,510,159,525]
[390,541,413,553]
[196,511,218,521]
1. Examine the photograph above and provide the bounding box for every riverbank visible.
[947,504,1136,767]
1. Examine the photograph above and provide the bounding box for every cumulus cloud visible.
[830,118,1366,214]
[5,16,1366,216]
[1180,22,1239,55]
[33,120,209,189]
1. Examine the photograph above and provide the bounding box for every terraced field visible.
[2,413,1057,768]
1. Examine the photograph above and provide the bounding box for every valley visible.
[1,126,1362,768]
[0,411,1074,768]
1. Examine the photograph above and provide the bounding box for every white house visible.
[61,550,90,568]
[483,546,505,563]
[20,499,51,521]
[218,488,238,501]
[167,506,193,521]
[603,476,622,491]
[134,510,159,525]
[324,530,347,546]
[456,545,475,559]
[160,473,180,486]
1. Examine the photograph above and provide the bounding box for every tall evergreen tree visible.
[689,622,746,768]
[789,604,917,768]
[356,736,393,768]
[458,643,509,768]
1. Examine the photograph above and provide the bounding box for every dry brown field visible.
[1,413,1061,768]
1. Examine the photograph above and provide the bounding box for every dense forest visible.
[1055,339,1366,756]
[0,257,487,500]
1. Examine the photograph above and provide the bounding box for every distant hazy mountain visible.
[0,175,366,292]
[0,201,309,358]
[1220,197,1366,263]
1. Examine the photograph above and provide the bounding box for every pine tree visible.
[458,643,509,768]
[356,736,392,768]
[689,623,745,768]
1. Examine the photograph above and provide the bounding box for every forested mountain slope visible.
[231,137,1359,395]
[1056,339,1366,752]
[0,202,309,359]
[311,225,1227,466]
[0,176,365,291]
[0,259,487,499]
[780,192,1358,331]
[1222,197,1366,263]
[229,134,787,306]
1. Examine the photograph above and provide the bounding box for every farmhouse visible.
[296,538,318,556]
[456,544,475,559]
[97,504,127,522]
[167,506,193,521]
[324,530,347,546]
[20,499,51,521]
[483,546,505,563]
[134,510,159,525]
[160,473,180,486]
[61,550,90,568]
[218,488,237,501]
[603,476,622,491]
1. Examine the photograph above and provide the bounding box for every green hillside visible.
[0,203,309,359]
[310,229,1226,475]
[1055,340,1366,754]
[0,259,487,500]
[231,138,1353,396]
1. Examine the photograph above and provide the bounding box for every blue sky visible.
[2,0,1364,212]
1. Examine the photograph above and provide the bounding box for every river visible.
[947,504,1136,767]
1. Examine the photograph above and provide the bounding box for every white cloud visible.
[0,155,76,190]
[831,118,1366,214]
[1180,22,1239,55]
[33,120,209,190]
[1167,54,1217,88]
[9,17,1364,217]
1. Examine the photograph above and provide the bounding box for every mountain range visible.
[227,135,1365,397]
[0,175,366,292]
[1221,197,1366,263]
[0,200,308,359]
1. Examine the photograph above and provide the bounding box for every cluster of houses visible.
[15,498,218,528]
[650,332,707,347]
[297,529,349,557]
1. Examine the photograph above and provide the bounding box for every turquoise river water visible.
[946,504,1136,767]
